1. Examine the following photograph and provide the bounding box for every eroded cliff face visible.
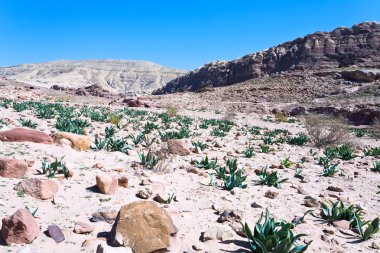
[0,60,186,94]
[155,22,380,94]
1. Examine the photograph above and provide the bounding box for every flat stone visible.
[47,224,65,243]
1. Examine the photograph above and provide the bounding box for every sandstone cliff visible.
[154,21,380,94]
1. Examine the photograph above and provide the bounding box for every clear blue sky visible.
[1,0,379,70]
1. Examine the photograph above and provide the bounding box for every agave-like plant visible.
[128,132,144,145]
[321,163,339,177]
[194,156,218,170]
[242,209,311,253]
[139,150,159,170]
[244,145,255,158]
[220,159,247,190]
[257,167,288,189]
[320,200,363,227]
[353,213,380,241]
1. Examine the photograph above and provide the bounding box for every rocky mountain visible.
[154,21,380,94]
[0,60,186,94]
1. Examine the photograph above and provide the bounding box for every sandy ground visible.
[0,85,379,253]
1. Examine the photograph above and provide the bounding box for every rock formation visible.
[154,22,380,94]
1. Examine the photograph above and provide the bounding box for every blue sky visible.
[1,0,379,70]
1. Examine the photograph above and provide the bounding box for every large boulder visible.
[0,128,53,144]
[341,69,380,82]
[51,132,91,151]
[14,178,58,200]
[123,98,150,108]
[1,209,39,244]
[167,139,191,156]
[111,201,177,253]
[0,157,28,178]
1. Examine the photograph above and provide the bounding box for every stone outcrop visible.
[14,178,59,200]
[111,201,177,253]
[0,158,28,178]
[0,128,53,144]
[154,22,380,94]
[1,209,39,245]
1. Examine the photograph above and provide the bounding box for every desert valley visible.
[0,21,379,253]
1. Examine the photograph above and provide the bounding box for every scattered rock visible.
[153,193,167,204]
[372,241,380,250]
[47,224,65,243]
[136,187,153,199]
[91,208,118,224]
[0,128,53,144]
[304,197,319,207]
[333,220,351,230]
[1,209,39,244]
[167,139,191,156]
[192,243,204,251]
[0,157,28,178]
[74,221,95,234]
[118,176,129,188]
[251,202,264,208]
[96,174,118,195]
[111,201,177,253]
[14,178,58,200]
[217,209,242,223]
[202,224,235,241]
[264,190,279,199]
[327,186,344,192]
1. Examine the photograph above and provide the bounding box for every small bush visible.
[305,115,350,148]
[274,112,288,122]
[165,104,178,117]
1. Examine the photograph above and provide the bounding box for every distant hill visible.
[154,21,380,94]
[0,60,186,94]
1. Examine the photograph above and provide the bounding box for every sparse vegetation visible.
[257,167,288,188]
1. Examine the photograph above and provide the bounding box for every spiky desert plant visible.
[257,167,288,188]
[194,156,218,170]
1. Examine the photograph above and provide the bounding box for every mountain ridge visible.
[154,21,380,94]
[0,59,186,94]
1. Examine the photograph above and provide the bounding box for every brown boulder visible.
[111,201,177,253]
[1,209,39,244]
[14,178,58,200]
[96,174,118,195]
[123,99,150,108]
[167,139,191,156]
[0,128,53,144]
[0,157,28,178]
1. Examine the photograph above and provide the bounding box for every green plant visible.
[295,168,303,177]
[194,156,218,170]
[353,214,380,241]
[19,118,37,129]
[192,141,208,151]
[25,206,38,217]
[244,145,255,158]
[350,128,366,137]
[321,163,339,177]
[167,192,176,204]
[242,209,311,253]
[13,102,30,112]
[129,132,144,145]
[215,159,247,190]
[372,161,380,172]
[263,137,275,145]
[365,147,380,157]
[35,104,55,119]
[17,191,25,198]
[335,144,354,160]
[139,150,159,170]
[159,127,190,140]
[92,135,109,150]
[320,201,362,226]
[108,113,123,125]
[211,126,227,137]
[107,138,131,152]
[280,157,295,168]
[143,122,159,134]
[40,157,69,179]
[55,117,89,134]
[105,126,117,139]
[288,133,310,146]
[377,185,380,194]
[257,167,288,188]
[260,145,270,153]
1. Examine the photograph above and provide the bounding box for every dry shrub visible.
[222,105,236,121]
[304,114,351,148]
[275,112,288,122]
[165,104,178,117]
[108,113,123,125]
[153,159,172,174]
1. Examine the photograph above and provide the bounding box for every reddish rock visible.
[14,178,58,200]
[47,224,65,243]
[123,98,150,108]
[0,128,53,144]
[1,209,39,244]
[118,176,129,188]
[96,174,118,195]
[167,139,191,156]
[0,157,28,178]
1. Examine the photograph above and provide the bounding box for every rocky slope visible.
[154,21,380,94]
[0,60,186,94]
